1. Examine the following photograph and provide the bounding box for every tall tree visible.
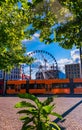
[0,0,33,70]
[55,0,82,49]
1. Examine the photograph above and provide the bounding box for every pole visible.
[29,65,31,79]
[80,47,82,78]
[3,71,6,96]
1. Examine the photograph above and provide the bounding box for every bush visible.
[15,93,62,130]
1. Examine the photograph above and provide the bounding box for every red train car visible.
[73,78,82,94]
[29,79,70,94]
[6,80,27,94]
[0,80,4,95]
[6,78,82,95]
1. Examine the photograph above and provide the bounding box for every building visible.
[22,74,30,80]
[59,71,66,79]
[6,67,22,80]
[35,70,59,79]
[0,66,22,80]
[0,70,3,79]
[65,63,80,78]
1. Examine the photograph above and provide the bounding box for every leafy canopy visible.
[25,0,81,49]
[0,0,34,70]
[55,0,82,49]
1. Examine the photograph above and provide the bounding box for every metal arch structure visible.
[27,50,59,79]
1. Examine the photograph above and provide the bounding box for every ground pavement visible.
[0,95,82,130]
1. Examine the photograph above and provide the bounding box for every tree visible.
[55,0,82,49]
[24,0,71,44]
[28,0,82,49]
[0,0,34,70]
[24,0,81,49]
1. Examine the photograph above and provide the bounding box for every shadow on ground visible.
[37,94,82,98]
[54,100,82,123]
[59,125,66,130]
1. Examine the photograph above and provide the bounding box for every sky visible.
[22,33,80,74]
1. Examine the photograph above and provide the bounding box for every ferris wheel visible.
[23,50,58,79]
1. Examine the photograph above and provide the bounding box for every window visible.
[37,84,45,89]
[0,74,2,78]
[7,85,14,89]
[0,85,2,89]
[21,84,26,89]
[29,84,35,89]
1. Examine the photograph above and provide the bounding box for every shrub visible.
[15,93,62,130]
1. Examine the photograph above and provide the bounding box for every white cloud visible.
[22,39,30,44]
[58,58,72,65]
[71,49,80,63]
[22,33,40,44]
[58,58,73,72]
[58,49,80,73]
[71,49,79,56]
[33,33,40,39]
[32,33,40,41]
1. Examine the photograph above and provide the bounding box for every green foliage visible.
[55,0,82,49]
[25,0,71,44]
[28,0,82,48]
[0,0,33,70]
[15,93,62,130]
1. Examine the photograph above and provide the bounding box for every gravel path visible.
[0,96,82,130]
